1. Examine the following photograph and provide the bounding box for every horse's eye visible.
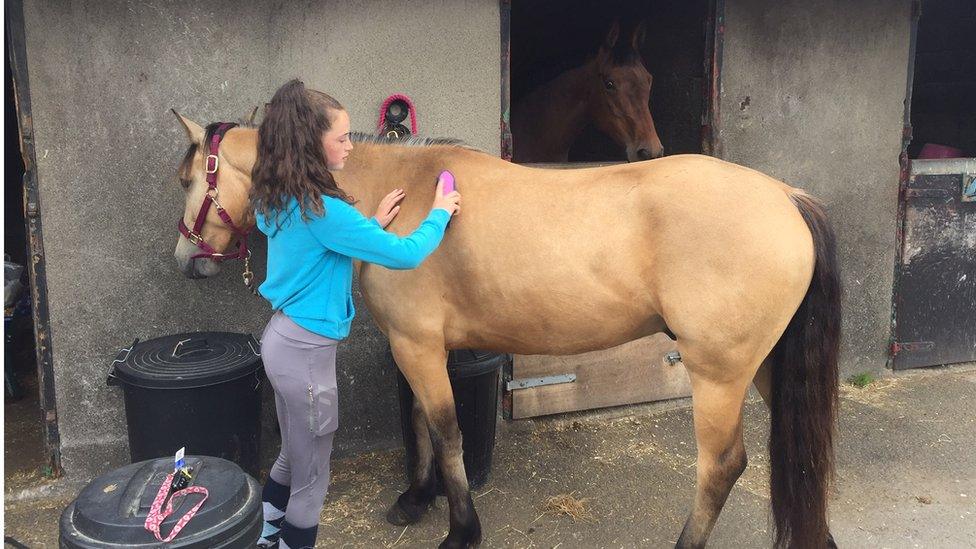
[604,79,616,91]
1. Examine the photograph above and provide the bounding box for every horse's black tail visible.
[768,191,841,549]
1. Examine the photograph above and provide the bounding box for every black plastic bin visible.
[60,455,261,548]
[394,349,509,491]
[107,332,263,477]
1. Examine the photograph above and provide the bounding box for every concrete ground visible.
[5,364,975,548]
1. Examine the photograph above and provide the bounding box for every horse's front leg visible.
[386,396,437,525]
[388,333,481,549]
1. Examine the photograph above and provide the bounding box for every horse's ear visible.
[631,20,647,50]
[603,19,621,50]
[172,109,204,145]
[245,106,259,126]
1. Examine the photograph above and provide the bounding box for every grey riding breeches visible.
[261,310,340,529]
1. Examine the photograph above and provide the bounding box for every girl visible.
[250,79,460,549]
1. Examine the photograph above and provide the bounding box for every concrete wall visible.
[23,0,276,479]
[269,0,501,153]
[21,0,499,480]
[719,0,913,375]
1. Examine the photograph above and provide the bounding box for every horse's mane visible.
[178,124,484,188]
[349,132,484,154]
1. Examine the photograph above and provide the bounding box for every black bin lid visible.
[108,332,261,389]
[60,456,260,548]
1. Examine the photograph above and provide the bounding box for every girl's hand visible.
[433,179,461,217]
[374,188,405,228]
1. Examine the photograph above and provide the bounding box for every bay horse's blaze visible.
[172,116,840,549]
[512,20,664,163]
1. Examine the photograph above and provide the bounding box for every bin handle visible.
[107,338,139,386]
[172,337,210,358]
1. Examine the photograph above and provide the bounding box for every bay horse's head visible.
[171,109,257,282]
[585,21,664,161]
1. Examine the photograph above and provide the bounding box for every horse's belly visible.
[446,289,665,355]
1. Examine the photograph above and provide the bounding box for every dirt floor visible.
[5,364,975,548]
[5,372,51,491]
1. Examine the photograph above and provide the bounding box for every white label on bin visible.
[175,447,185,471]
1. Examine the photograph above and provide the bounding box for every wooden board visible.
[509,333,691,419]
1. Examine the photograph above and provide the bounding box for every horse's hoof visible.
[437,537,481,549]
[437,520,482,548]
[827,532,838,548]
[385,492,433,526]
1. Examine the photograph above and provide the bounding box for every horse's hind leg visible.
[676,361,751,549]
[388,334,481,549]
[387,396,437,525]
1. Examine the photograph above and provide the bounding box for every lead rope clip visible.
[242,250,255,292]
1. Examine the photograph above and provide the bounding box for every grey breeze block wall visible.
[719,0,913,376]
[22,0,499,480]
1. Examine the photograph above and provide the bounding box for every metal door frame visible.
[890,0,920,361]
[889,0,920,368]
[6,0,63,475]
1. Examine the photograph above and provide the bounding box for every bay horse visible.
[511,20,664,163]
[172,112,840,549]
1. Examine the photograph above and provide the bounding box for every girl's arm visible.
[309,197,450,270]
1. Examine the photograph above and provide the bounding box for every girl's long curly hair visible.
[250,79,354,226]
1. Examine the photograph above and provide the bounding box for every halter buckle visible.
[186,231,204,246]
[205,154,219,174]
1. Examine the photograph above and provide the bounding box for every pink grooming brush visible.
[438,170,455,194]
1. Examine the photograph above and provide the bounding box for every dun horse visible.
[512,21,664,163]
[172,112,840,549]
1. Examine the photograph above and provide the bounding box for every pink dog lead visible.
[144,472,209,542]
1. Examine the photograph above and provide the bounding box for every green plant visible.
[847,372,875,388]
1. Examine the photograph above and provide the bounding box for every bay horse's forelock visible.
[173,123,839,548]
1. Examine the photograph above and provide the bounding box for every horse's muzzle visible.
[175,255,220,279]
[637,147,665,161]
[178,258,207,279]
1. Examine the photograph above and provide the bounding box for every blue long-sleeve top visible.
[256,195,451,339]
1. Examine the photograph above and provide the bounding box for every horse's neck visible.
[221,129,388,223]
[336,144,405,216]
[515,65,592,161]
